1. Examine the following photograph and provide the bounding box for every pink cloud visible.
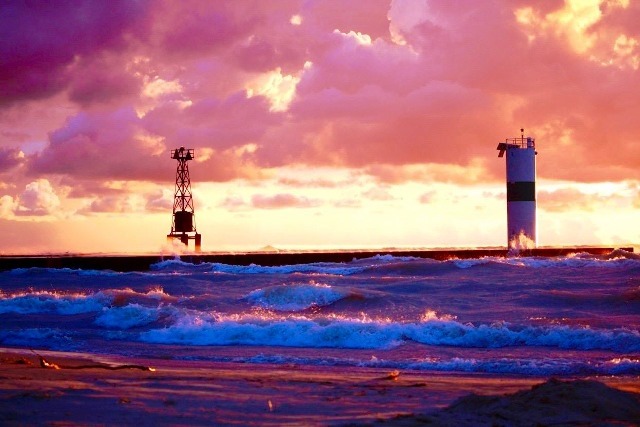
[145,190,173,212]
[419,191,436,204]
[142,92,279,152]
[251,193,321,209]
[82,196,129,214]
[0,1,149,106]
[277,176,346,188]
[15,179,61,216]
[68,61,142,107]
[333,198,362,209]
[538,186,635,213]
[301,0,391,41]
[153,1,253,59]
[0,147,25,170]
[219,195,248,211]
[362,187,394,201]
[28,105,265,184]
[62,180,128,199]
[28,108,167,181]
[1,0,639,192]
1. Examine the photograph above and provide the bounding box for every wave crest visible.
[245,282,353,311]
[140,314,640,352]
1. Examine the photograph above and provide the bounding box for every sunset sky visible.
[1,0,638,254]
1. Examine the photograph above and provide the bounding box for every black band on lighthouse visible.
[507,182,535,201]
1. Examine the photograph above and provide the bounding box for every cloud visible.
[14,179,61,216]
[538,187,602,212]
[277,175,349,188]
[538,182,637,212]
[251,193,321,209]
[302,0,391,41]
[364,160,493,185]
[0,195,17,219]
[362,187,395,201]
[2,0,640,193]
[0,147,25,170]
[419,191,436,204]
[220,195,248,211]
[73,188,173,214]
[333,198,362,208]
[83,196,132,214]
[0,1,149,106]
[28,108,168,181]
[68,59,143,107]
[155,2,249,58]
[62,180,128,199]
[145,189,174,212]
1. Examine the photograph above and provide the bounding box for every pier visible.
[0,247,633,272]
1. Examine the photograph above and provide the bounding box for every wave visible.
[94,304,172,329]
[150,259,369,276]
[237,354,640,376]
[0,290,109,314]
[0,287,175,315]
[0,328,74,349]
[214,262,369,275]
[148,253,640,277]
[10,252,636,277]
[451,253,640,269]
[245,282,355,311]
[140,313,640,353]
[9,267,123,277]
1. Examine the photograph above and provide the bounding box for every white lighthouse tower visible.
[497,129,537,249]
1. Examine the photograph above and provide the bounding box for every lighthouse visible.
[497,129,537,249]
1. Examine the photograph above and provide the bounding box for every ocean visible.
[1,251,639,378]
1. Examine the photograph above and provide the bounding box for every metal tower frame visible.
[167,147,201,251]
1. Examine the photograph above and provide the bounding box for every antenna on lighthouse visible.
[167,146,201,252]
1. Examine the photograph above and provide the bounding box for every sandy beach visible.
[1,347,638,426]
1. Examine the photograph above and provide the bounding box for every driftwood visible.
[32,351,155,372]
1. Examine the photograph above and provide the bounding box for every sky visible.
[0,0,639,254]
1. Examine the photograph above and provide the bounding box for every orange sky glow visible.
[1,0,638,254]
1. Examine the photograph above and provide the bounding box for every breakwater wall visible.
[0,247,633,272]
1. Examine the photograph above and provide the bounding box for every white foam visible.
[150,259,200,270]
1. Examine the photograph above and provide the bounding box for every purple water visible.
[1,251,639,377]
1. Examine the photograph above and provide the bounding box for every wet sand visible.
[1,348,638,426]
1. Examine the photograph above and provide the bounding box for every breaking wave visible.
[0,288,175,315]
[140,314,640,353]
[245,282,354,311]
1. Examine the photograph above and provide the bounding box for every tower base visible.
[167,233,202,252]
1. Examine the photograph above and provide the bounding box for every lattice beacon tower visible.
[497,129,537,249]
[167,147,201,251]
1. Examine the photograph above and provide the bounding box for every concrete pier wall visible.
[0,247,633,272]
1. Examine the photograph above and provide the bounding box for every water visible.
[1,251,639,377]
